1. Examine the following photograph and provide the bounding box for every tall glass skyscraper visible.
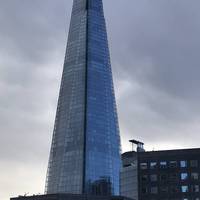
[45,0,121,196]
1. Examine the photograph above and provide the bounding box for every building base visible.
[10,194,134,200]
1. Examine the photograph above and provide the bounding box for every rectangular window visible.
[150,186,158,194]
[181,173,188,180]
[191,172,199,180]
[180,160,187,168]
[150,162,157,169]
[141,187,148,194]
[169,161,177,168]
[160,161,167,168]
[141,175,148,182]
[181,185,189,193]
[150,174,158,182]
[191,185,199,193]
[190,160,198,167]
[140,162,148,170]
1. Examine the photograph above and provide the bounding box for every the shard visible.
[45,0,121,196]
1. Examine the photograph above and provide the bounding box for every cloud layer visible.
[0,0,200,199]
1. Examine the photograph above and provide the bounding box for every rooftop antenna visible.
[24,192,29,197]
[129,139,145,152]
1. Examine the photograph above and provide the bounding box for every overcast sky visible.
[1,0,200,199]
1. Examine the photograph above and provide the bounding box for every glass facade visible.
[85,0,121,195]
[45,0,121,196]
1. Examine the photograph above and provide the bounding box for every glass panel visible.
[181,173,188,180]
[169,161,177,168]
[45,0,87,194]
[141,175,148,182]
[150,187,158,194]
[150,162,157,169]
[150,174,158,182]
[180,160,187,168]
[85,0,121,195]
[191,172,199,180]
[160,161,167,168]
[192,185,199,192]
[190,160,198,167]
[140,163,148,170]
[181,185,189,193]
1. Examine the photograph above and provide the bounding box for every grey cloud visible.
[1,0,200,199]
[103,0,200,150]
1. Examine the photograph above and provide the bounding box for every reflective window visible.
[169,161,177,168]
[191,185,199,193]
[150,162,157,169]
[141,175,148,182]
[191,172,199,180]
[181,185,189,193]
[190,160,198,167]
[160,161,167,168]
[150,174,158,182]
[180,160,187,168]
[181,173,188,180]
[140,163,148,170]
[150,187,158,194]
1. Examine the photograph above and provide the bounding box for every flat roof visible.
[122,147,200,158]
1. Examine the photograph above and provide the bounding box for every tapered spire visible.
[45,0,121,195]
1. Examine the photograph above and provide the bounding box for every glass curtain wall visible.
[85,0,121,195]
[45,0,121,196]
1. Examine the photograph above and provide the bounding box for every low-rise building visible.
[121,140,200,200]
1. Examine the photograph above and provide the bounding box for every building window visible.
[140,162,148,170]
[141,175,148,182]
[181,173,188,180]
[141,187,148,194]
[150,186,158,194]
[191,185,199,193]
[190,160,198,167]
[160,161,167,168]
[169,161,177,168]
[150,162,157,169]
[150,174,158,182]
[180,160,187,168]
[181,185,189,193]
[191,172,199,180]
